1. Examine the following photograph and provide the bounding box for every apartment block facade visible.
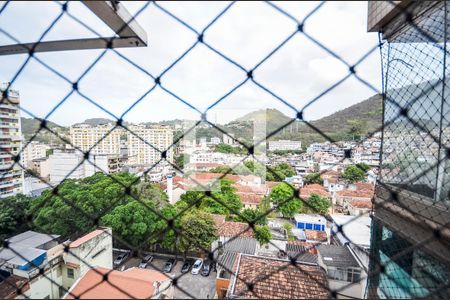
[70,124,173,166]
[0,83,23,198]
[22,141,50,169]
[367,2,450,298]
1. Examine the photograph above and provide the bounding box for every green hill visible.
[228,93,383,147]
[21,117,69,145]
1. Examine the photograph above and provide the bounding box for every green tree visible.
[269,183,302,218]
[254,225,272,245]
[342,165,367,183]
[356,163,370,172]
[174,154,189,169]
[303,173,323,185]
[308,193,331,215]
[0,194,32,239]
[101,199,167,247]
[132,182,169,208]
[176,211,218,256]
[234,208,267,225]
[266,163,296,182]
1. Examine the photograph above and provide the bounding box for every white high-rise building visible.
[69,123,122,155]
[22,141,50,169]
[70,124,173,167]
[0,84,23,198]
[127,125,174,165]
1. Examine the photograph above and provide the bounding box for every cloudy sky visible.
[0,1,381,126]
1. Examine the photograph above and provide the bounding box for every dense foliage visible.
[303,173,324,185]
[269,182,302,218]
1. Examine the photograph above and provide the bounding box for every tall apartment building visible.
[70,124,173,166]
[127,125,174,165]
[0,83,23,198]
[69,123,122,155]
[22,141,50,169]
[367,2,450,299]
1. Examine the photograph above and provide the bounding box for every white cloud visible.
[0,1,380,126]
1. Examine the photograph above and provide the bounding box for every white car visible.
[191,259,203,275]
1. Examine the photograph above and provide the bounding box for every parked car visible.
[191,259,203,275]
[138,254,154,269]
[201,260,212,276]
[181,259,194,273]
[163,258,177,273]
[113,252,129,267]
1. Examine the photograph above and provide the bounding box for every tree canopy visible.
[269,182,302,218]
[342,165,367,183]
[254,225,272,245]
[0,194,33,240]
[307,193,331,215]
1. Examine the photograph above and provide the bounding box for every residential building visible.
[48,149,120,184]
[210,136,221,145]
[367,2,450,298]
[22,141,50,169]
[0,228,113,299]
[226,254,329,299]
[268,139,302,151]
[294,214,327,231]
[65,267,173,299]
[330,215,371,272]
[317,244,365,299]
[127,125,173,165]
[69,123,122,155]
[70,123,173,166]
[0,84,23,198]
[222,133,234,145]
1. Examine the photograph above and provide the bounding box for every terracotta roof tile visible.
[209,214,226,228]
[336,189,374,199]
[218,221,254,238]
[69,228,108,248]
[304,230,328,242]
[232,183,267,194]
[348,199,373,209]
[300,184,330,199]
[355,182,375,191]
[238,193,264,204]
[65,267,170,299]
[230,255,329,299]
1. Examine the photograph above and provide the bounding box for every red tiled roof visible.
[70,228,108,248]
[209,214,226,228]
[65,267,170,299]
[230,255,329,299]
[355,182,375,191]
[348,199,373,209]
[300,184,330,199]
[322,170,340,177]
[218,221,254,238]
[336,189,374,199]
[304,230,328,242]
[238,193,264,204]
[0,275,30,299]
[232,183,267,194]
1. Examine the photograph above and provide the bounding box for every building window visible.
[347,268,361,283]
[328,267,346,281]
[67,268,74,279]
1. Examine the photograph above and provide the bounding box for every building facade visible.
[127,125,173,165]
[367,2,450,298]
[0,84,23,198]
[69,124,122,155]
[268,139,302,151]
[22,141,50,169]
